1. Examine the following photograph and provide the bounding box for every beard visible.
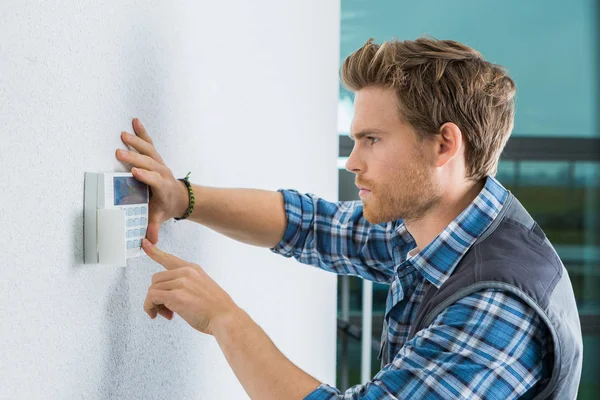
[359,150,441,225]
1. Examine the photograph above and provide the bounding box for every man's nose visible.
[345,148,363,174]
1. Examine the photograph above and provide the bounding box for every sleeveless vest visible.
[378,193,583,399]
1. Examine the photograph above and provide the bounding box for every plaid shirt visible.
[271,176,550,399]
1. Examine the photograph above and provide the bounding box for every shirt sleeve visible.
[270,189,413,283]
[304,289,549,400]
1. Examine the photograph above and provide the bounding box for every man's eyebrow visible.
[348,129,387,141]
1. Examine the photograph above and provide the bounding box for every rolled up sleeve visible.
[270,189,411,283]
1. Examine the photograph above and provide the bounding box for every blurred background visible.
[334,1,599,398]
[1,0,596,398]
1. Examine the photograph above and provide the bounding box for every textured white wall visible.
[0,1,341,398]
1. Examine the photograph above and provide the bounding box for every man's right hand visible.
[116,118,189,245]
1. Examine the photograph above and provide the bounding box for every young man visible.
[116,37,582,399]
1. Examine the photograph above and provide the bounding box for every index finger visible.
[142,238,185,271]
[121,131,164,165]
[133,118,154,145]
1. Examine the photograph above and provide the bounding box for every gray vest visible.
[378,193,583,399]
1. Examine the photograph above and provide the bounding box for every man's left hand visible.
[141,238,239,335]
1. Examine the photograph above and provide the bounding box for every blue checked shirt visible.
[271,176,551,399]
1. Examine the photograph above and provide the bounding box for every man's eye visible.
[367,137,379,144]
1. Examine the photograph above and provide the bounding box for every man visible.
[116,37,582,399]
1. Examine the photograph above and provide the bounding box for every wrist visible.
[210,306,246,339]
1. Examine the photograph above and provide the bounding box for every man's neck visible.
[405,179,485,254]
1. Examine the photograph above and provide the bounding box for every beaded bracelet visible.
[174,171,195,221]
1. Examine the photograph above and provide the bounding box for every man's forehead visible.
[353,91,402,122]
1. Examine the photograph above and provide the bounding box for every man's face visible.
[346,86,441,224]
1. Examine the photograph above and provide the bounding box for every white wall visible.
[0,1,341,398]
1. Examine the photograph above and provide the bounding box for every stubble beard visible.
[362,158,440,225]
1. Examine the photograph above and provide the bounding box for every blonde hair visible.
[341,37,516,180]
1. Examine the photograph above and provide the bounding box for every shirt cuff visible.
[269,189,312,257]
[304,383,340,400]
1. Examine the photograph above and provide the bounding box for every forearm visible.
[212,308,322,400]
[179,184,287,248]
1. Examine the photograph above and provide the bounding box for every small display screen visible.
[113,177,148,205]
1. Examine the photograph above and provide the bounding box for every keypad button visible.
[127,240,133,249]
[141,228,146,236]
[136,239,142,247]
[134,228,140,237]
[126,230,132,238]
[126,219,132,227]
[141,217,147,225]
[141,206,147,214]
[134,207,141,215]
[127,208,134,216]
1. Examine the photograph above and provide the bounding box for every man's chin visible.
[362,202,401,225]
[362,208,390,225]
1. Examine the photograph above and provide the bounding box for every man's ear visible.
[433,122,463,168]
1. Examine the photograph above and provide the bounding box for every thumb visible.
[146,220,160,245]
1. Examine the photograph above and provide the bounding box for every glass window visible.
[339,0,598,138]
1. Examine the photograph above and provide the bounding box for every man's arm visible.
[212,308,322,400]
[182,185,288,248]
[142,238,322,399]
[211,289,549,400]
[181,186,408,283]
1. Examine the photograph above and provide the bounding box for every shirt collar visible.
[394,175,509,288]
